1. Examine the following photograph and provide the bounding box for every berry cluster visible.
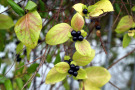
[71,30,84,41]
[68,64,80,77]
[64,59,80,77]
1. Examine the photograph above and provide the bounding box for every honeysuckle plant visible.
[45,52,111,90]
[73,0,114,18]
[115,15,135,48]
[45,13,92,56]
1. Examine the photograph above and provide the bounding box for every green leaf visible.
[26,47,32,61]
[75,39,92,56]
[54,49,61,65]
[46,23,72,45]
[45,67,67,84]
[4,79,13,90]
[63,79,70,90]
[84,66,111,89]
[72,3,84,16]
[71,13,84,31]
[25,1,37,11]
[15,78,23,90]
[24,74,31,88]
[39,0,48,18]
[132,6,135,11]
[0,0,8,7]
[16,42,23,54]
[7,0,25,16]
[47,54,52,63]
[15,62,24,74]
[73,49,95,66]
[122,33,131,48]
[55,62,70,74]
[0,76,7,84]
[76,68,87,79]
[14,10,42,49]
[27,63,39,74]
[36,73,40,77]
[80,30,87,37]
[0,14,14,29]
[0,30,6,51]
[115,15,134,33]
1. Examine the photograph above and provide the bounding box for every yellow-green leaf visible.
[122,33,131,48]
[15,78,23,90]
[73,49,95,66]
[132,6,135,11]
[115,15,133,33]
[84,66,111,89]
[75,39,92,56]
[25,1,37,11]
[0,14,14,29]
[14,10,42,49]
[45,67,67,84]
[26,47,32,61]
[46,23,72,45]
[55,62,70,74]
[72,3,84,16]
[88,0,114,17]
[76,68,87,79]
[71,13,84,31]
[64,56,70,60]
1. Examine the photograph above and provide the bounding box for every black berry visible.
[15,41,20,45]
[68,69,74,74]
[73,37,78,41]
[64,60,70,64]
[73,71,78,77]
[77,31,81,36]
[71,30,77,37]
[83,9,88,14]
[96,25,101,30]
[69,59,73,63]
[17,55,21,62]
[133,27,135,29]
[74,66,79,71]
[78,35,84,41]
[129,28,134,30]
[24,49,27,55]
[70,64,76,70]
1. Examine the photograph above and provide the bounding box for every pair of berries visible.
[68,64,80,77]
[129,27,135,30]
[71,30,84,41]
[17,55,21,62]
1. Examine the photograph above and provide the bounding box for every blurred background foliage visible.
[0,0,135,90]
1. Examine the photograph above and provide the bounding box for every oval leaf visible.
[14,10,42,49]
[55,62,70,73]
[71,13,84,31]
[115,15,133,33]
[75,39,92,56]
[76,68,87,79]
[0,14,14,29]
[122,33,131,48]
[4,79,13,90]
[84,66,111,88]
[46,23,72,45]
[25,1,37,11]
[72,3,84,16]
[45,67,67,84]
[73,49,95,66]
[15,78,23,90]
[88,0,114,17]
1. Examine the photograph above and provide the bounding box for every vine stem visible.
[109,81,121,90]
[99,36,107,55]
[107,48,135,70]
